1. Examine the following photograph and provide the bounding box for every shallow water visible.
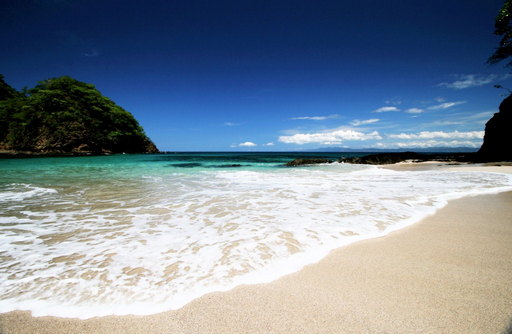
[1,153,511,318]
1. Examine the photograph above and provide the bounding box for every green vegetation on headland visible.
[0,75,158,155]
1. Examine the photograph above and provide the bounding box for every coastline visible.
[0,150,160,158]
[1,164,512,333]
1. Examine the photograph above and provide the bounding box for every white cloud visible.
[224,122,241,126]
[465,111,495,120]
[238,141,257,147]
[263,142,274,146]
[427,101,466,110]
[350,118,380,126]
[388,130,484,140]
[438,74,498,90]
[392,140,481,148]
[426,120,464,126]
[423,111,494,128]
[372,106,400,113]
[279,129,382,145]
[290,114,339,121]
[405,108,425,114]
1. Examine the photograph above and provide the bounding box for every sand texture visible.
[1,166,512,334]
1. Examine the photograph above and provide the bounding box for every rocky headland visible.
[0,75,158,156]
[477,93,512,162]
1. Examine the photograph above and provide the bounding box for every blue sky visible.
[1,0,510,151]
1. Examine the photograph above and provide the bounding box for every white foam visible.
[1,166,512,319]
[0,183,57,202]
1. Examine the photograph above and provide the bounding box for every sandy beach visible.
[1,164,512,334]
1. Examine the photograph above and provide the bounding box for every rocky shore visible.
[284,152,479,167]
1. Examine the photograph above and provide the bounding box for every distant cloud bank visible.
[290,114,339,121]
[388,130,484,140]
[279,129,382,145]
[278,129,483,148]
[381,130,484,149]
[388,140,482,148]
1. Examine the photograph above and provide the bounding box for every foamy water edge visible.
[1,166,512,319]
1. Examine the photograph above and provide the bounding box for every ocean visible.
[1,152,511,319]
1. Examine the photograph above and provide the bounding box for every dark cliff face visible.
[478,94,512,161]
[0,76,158,155]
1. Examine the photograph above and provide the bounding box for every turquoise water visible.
[0,152,360,183]
[1,153,512,318]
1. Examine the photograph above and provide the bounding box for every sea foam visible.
[0,183,57,202]
[0,165,511,319]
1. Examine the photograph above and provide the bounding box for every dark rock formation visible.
[285,158,333,166]
[215,164,243,168]
[478,94,512,161]
[286,152,476,167]
[339,152,474,165]
[170,163,203,168]
[339,152,424,165]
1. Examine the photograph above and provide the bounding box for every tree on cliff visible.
[489,0,512,66]
[0,75,158,154]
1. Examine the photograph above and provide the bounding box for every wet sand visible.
[1,164,512,334]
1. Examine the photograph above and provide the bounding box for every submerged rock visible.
[170,163,203,168]
[285,158,333,166]
[212,164,243,168]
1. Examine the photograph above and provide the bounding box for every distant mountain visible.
[0,75,158,155]
[304,147,479,153]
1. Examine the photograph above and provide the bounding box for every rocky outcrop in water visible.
[339,152,424,165]
[478,94,512,161]
[285,158,333,166]
[339,152,475,165]
[285,152,475,167]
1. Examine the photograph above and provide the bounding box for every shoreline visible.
[381,160,512,172]
[1,164,512,333]
[0,150,161,158]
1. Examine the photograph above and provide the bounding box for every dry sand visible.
[1,164,512,334]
